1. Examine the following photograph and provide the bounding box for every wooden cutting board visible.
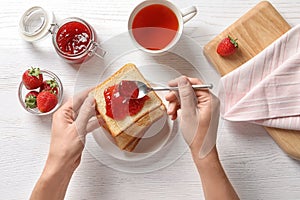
[203,1,300,160]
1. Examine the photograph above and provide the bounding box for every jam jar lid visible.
[19,6,55,42]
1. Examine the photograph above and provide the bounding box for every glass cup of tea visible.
[128,0,197,54]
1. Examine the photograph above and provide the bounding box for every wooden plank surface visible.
[2,0,300,200]
[204,1,300,159]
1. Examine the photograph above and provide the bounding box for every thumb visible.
[178,77,197,117]
[75,95,96,134]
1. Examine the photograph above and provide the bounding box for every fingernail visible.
[178,77,188,87]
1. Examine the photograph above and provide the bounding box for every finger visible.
[165,90,178,102]
[96,115,105,126]
[75,96,96,134]
[178,77,197,116]
[170,112,177,120]
[72,88,94,112]
[168,102,179,120]
[169,76,208,99]
[86,118,101,133]
[168,79,178,87]
[187,77,204,85]
[168,76,186,87]
[186,77,211,99]
[167,101,179,115]
[169,76,206,86]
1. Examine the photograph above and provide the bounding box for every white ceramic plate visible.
[91,88,173,162]
[82,61,192,173]
[75,31,219,173]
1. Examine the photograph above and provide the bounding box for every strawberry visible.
[37,91,58,113]
[216,36,238,57]
[25,91,39,109]
[22,67,43,89]
[40,79,59,95]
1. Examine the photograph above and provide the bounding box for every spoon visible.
[118,80,213,99]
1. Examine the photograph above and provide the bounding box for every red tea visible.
[132,4,179,50]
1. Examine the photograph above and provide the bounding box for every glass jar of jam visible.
[19,6,106,63]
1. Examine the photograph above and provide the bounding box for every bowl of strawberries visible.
[18,67,63,115]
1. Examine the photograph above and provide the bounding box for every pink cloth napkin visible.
[219,25,300,131]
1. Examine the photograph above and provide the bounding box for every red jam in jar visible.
[19,7,105,64]
[53,18,96,63]
[56,21,91,56]
[104,80,149,120]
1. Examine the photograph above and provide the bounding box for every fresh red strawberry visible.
[37,91,58,113]
[22,67,43,89]
[216,36,238,57]
[25,91,39,109]
[40,79,59,95]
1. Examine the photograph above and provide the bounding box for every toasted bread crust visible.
[124,137,141,152]
[115,105,166,150]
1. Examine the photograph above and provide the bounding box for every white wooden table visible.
[1,0,300,199]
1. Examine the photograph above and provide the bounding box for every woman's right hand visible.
[165,76,220,158]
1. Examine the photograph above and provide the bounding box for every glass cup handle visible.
[88,42,107,58]
[181,6,197,24]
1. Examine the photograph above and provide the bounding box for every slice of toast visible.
[91,63,166,151]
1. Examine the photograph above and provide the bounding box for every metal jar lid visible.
[19,6,54,42]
